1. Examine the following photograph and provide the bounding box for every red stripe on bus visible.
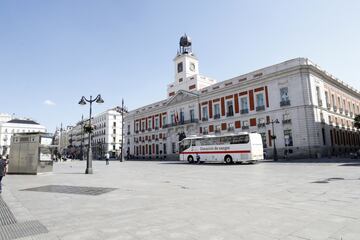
[180,150,251,154]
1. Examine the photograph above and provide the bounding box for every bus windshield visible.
[179,139,191,152]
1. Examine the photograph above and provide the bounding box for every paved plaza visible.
[1,160,360,240]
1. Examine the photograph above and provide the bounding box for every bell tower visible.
[174,34,199,83]
[167,34,216,98]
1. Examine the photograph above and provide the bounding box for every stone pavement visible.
[0,160,360,240]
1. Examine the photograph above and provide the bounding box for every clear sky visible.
[1,0,359,132]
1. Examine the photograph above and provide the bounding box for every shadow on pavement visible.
[275,158,360,164]
[54,172,88,175]
[158,162,256,166]
[338,163,360,167]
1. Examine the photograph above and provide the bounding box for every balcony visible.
[155,138,159,141]
[257,123,266,128]
[163,119,199,128]
[215,129,221,134]
[333,106,337,112]
[242,126,249,130]
[227,127,234,132]
[318,100,323,106]
[350,112,354,117]
[345,110,349,115]
[202,117,208,121]
[282,119,292,124]
[327,103,331,109]
[155,127,159,130]
[339,108,343,114]
[141,129,145,133]
[147,128,152,132]
[190,118,199,123]
[280,100,291,107]
[240,109,249,114]
[256,105,265,111]
[226,112,234,117]
[135,130,139,134]
[203,131,209,135]
[214,114,221,119]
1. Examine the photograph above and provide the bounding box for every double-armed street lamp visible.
[118,99,128,162]
[78,94,104,174]
[267,118,280,161]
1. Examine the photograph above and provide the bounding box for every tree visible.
[354,115,360,129]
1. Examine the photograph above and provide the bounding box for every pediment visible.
[166,90,198,106]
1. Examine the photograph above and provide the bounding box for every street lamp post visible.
[118,99,128,162]
[267,118,280,161]
[78,94,104,174]
[80,114,84,160]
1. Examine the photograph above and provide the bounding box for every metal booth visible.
[8,132,54,174]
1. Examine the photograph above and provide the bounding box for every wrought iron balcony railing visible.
[256,105,265,111]
[282,119,292,124]
[280,100,291,107]
[240,109,249,114]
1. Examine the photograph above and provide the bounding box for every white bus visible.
[179,133,263,164]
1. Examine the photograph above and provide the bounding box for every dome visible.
[179,34,192,47]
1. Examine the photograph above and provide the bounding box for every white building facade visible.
[0,115,47,155]
[58,107,124,159]
[91,108,123,159]
[124,35,360,160]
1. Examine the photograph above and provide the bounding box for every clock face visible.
[190,63,195,71]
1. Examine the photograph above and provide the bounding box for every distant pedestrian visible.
[0,156,8,194]
[105,152,110,165]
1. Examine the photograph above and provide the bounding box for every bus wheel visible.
[224,155,233,164]
[187,155,194,163]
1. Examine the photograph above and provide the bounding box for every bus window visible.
[194,139,202,146]
[200,138,214,146]
[220,136,232,145]
[212,137,221,145]
[230,135,249,144]
[180,139,191,152]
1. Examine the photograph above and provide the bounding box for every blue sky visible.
[1,0,360,132]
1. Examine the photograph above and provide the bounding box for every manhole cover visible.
[21,185,117,196]
[327,178,345,181]
[311,180,329,184]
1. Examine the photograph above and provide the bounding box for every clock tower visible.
[174,34,199,83]
[167,34,216,97]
